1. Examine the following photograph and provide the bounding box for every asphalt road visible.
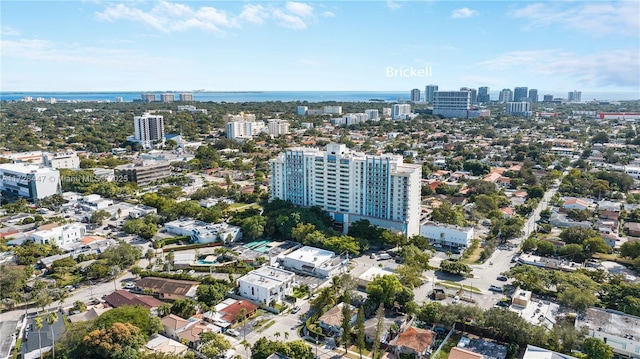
[0,319,18,359]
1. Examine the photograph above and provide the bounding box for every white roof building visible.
[576,307,640,358]
[0,163,60,200]
[357,267,394,288]
[30,223,86,248]
[237,266,296,305]
[281,245,346,278]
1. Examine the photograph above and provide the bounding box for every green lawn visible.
[436,281,482,294]
[432,333,462,359]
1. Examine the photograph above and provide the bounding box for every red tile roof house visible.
[104,290,164,315]
[135,277,199,301]
[218,300,258,324]
[161,314,221,348]
[390,326,436,358]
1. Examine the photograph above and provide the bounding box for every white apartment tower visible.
[365,109,379,121]
[392,104,411,120]
[226,120,266,140]
[433,90,471,118]
[506,102,532,117]
[410,89,421,102]
[270,144,421,237]
[267,119,291,137]
[134,113,165,149]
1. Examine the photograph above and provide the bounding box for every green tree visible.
[90,210,111,225]
[439,259,471,276]
[35,316,44,358]
[372,303,385,358]
[366,275,403,307]
[241,216,266,241]
[46,312,59,359]
[340,291,353,354]
[170,299,197,319]
[537,241,556,255]
[583,337,613,359]
[199,332,232,359]
[82,322,146,359]
[355,304,365,359]
[620,240,640,259]
[94,305,162,338]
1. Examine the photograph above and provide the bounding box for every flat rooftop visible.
[0,163,57,174]
[285,245,335,265]
[576,307,640,339]
[240,266,295,287]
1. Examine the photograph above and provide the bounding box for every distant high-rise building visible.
[269,143,422,237]
[134,113,165,149]
[568,90,582,102]
[433,90,471,118]
[392,104,411,120]
[141,93,156,102]
[460,87,477,104]
[296,106,308,116]
[478,87,490,102]
[267,119,291,137]
[506,102,532,117]
[528,89,538,103]
[425,85,438,103]
[410,89,421,102]
[114,97,124,103]
[499,89,513,103]
[543,94,554,102]
[179,93,193,101]
[161,93,175,103]
[365,109,379,120]
[514,87,528,102]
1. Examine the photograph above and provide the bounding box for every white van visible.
[378,253,391,260]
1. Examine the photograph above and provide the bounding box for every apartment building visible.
[237,266,296,305]
[270,143,421,236]
[433,90,471,118]
[43,151,80,169]
[134,113,165,149]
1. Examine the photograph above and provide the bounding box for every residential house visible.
[562,198,592,211]
[390,326,436,358]
[363,313,408,345]
[135,277,199,301]
[161,314,221,348]
[145,334,189,356]
[499,207,515,218]
[625,222,640,237]
[104,290,164,315]
[318,303,357,335]
[448,347,483,359]
[217,299,258,324]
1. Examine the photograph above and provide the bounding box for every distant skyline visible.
[1,1,639,96]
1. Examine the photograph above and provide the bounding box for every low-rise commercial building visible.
[114,160,171,185]
[420,221,474,249]
[31,223,86,247]
[164,219,242,244]
[0,163,60,200]
[575,307,640,358]
[280,245,346,278]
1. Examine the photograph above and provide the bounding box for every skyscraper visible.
[528,89,538,103]
[160,93,175,103]
[460,87,477,104]
[425,84,438,103]
[269,143,422,236]
[543,94,554,102]
[514,87,528,102]
[179,93,194,101]
[499,89,513,103]
[141,93,156,102]
[478,87,490,102]
[433,90,471,118]
[411,88,421,102]
[134,113,165,149]
[568,91,582,102]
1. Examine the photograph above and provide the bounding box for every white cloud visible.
[285,2,314,18]
[476,49,640,88]
[511,1,640,37]
[386,0,402,10]
[451,7,478,19]
[96,1,321,33]
[1,26,20,36]
[322,11,335,18]
[239,4,269,25]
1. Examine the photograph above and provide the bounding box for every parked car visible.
[378,253,391,260]
[489,285,504,292]
[225,329,240,337]
[497,275,508,282]
[452,295,460,304]
[292,306,301,314]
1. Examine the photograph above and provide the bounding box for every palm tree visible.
[240,339,251,357]
[35,316,43,358]
[46,312,59,359]
[274,331,281,342]
[284,331,289,341]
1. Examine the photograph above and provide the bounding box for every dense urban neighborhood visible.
[1,94,640,359]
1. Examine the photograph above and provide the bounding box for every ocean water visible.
[0,90,638,103]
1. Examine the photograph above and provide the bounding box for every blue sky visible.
[1,0,639,94]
